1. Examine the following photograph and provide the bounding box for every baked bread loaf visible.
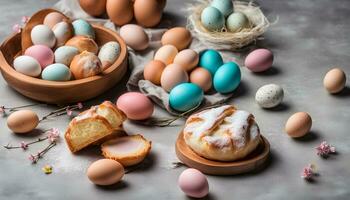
[65,101,125,153]
[183,105,261,161]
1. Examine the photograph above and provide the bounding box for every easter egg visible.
[143,60,166,85]
[7,110,39,134]
[24,45,54,69]
[106,0,134,26]
[154,45,178,65]
[43,12,66,29]
[134,0,162,27]
[169,83,203,112]
[173,49,199,72]
[285,112,312,138]
[116,92,154,120]
[13,56,41,77]
[87,159,124,186]
[79,0,107,17]
[70,51,102,79]
[161,27,192,51]
[255,84,284,108]
[201,6,225,31]
[323,68,347,94]
[226,12,249,32]
[30,24,56,48]
[98,41,121,70]
[178,168,209,198]
[54,46,79,66]
[190,67,212,92]
[72,19,95,39]
[160,64,189,92]
[211,0,233,17]
[213,62,241,93]
[119,24,149,51]
[199,49,223,76]
[245,49,274,72]
[42,63,71,81]
[52,21,73,47]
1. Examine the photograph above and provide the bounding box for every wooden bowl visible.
[0,9,128,104]
[175,131,270,175]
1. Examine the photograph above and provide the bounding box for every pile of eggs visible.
[13,12,121,81]
[143,27,241,112]
[79,0,166,27]
[201,0,249,32]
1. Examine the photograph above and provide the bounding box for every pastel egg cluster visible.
[13,12,121,82]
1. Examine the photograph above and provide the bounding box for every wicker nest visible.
[187,0,270,50]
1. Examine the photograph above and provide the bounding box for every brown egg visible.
[134,0,162,27]
[161,63,188,92]
[106,0,133,26]
[7,110,39,134]
[161,27,192,51]
[173,49,199,71]
[323,68,347,94]
[143,60,166,85]
[87,159,125,186]
[154,44,178,65]
[79,0,106,17]
[190,67,212,92]
[65,35,98,54]
[119,24,149,51]
[285,112,312,138]
[43,12,66,29]
[70,51,102,79]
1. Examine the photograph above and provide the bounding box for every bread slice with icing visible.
[183,105,261,161]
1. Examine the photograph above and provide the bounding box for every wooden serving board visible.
[175,132,270,175]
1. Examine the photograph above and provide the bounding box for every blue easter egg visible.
[213,62,241,93]
[169,83,204,112]
[72,19,95,39]
[42,63,71,81]
[200,6,225,31]
[199,49,223,76]
[211,0,233,17]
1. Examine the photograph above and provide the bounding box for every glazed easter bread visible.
[65,101,126,153]
[183,105,261,161]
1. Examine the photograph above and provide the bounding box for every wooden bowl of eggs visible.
[0,9,127,104]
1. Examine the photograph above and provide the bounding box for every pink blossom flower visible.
[20,141,28,150]
[77,102,83,109]
[47,128,60,143]
[21,16,30,24]
[316,141,336,157]
[28,154,37,163]
[301,164,315,180]
[66,107,73,116]
[12,24,21,33]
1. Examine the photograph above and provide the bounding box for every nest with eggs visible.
[187,0,271,50]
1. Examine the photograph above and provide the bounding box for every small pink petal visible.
[66,108,73,116]
[20,141,28,150]
[12,24,21,33]
[77,102,83,109]
[21,16,30,24]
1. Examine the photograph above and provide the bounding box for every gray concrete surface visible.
[0,0,349,199]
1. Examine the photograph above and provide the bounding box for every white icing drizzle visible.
[77,54,100,76]
[204,135,231,148]
[74,107,97,121]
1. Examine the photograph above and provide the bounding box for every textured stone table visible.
[0,0,349,199]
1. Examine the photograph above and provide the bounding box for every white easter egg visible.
[54,46,79,66]
[255,84,284,108]
[13,55,42,77]
[31,24,56,48]
[98,41,121,70]
[52,21,73,47]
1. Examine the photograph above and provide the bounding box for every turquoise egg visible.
[226,12,249,32]
[42,63,71,81]
[201,6,225,31]
[199,49,223,76]
[213,62,241,93]
[72,19,95,39]
[211,0,233,17]
[169,83,204,112]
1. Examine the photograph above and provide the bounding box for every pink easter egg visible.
[116,92,154,120]
[24,45,54,69]
[178,168,209,198]
[244,48,274,72]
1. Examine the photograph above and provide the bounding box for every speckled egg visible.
[255,84,284,108]
[143,60,166,85]
[24,45,54,69]
[285,112,312,138]
[213,62,241,93]
[13,55,41,77]
[72,19,95,39]
[119,24,149,51]
[52,21,73,47]
[190,67,212,92]
[201,6,225,31]
[178,168,209,198]
[31,24,56,48]
[173,49,199,72]
[323,68,347,94]
[226,12,249,32]
[42,63,71,81]
[199,49,223,76]
[245,49,274,72]
[54,46,79,66]
[211,0,233,17]
[43,12,66,29]
[98,41,121,70]
[154,45,178,65]
[87,159,124,186]
[116,92,154,120]
[160,63,189,92]
[7,110,39,134]
[169,83,204,112]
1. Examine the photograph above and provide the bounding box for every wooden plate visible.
[175,132,270,175]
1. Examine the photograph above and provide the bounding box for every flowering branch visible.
[0,103,43,116]
[39,102,83,122]
[28,142,56,164]
[301,164,318,181]
[12,16,29,33]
